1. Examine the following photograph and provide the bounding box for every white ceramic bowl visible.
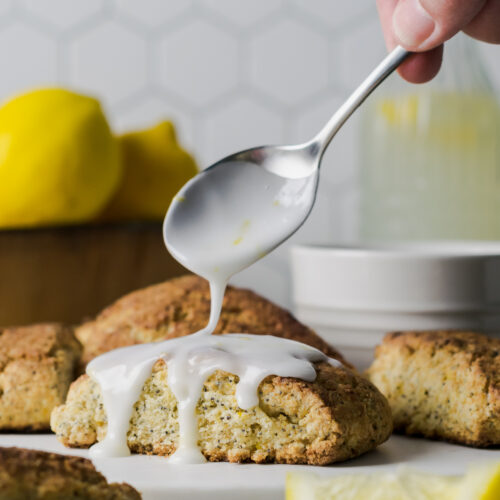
[291,242,500,367]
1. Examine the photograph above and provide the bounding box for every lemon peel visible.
[100,120,197,221]
[0,88,121,228]
[286,462,500,500]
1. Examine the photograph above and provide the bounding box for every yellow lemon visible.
[286,462,500,500]
[100,121,197,221]
[0,88,121,228]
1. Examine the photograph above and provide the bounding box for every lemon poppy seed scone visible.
[367,330,500,447]
[51,361,392,465]
[76,274,350,369]
[0,447,141,499]
[0,323,81,430]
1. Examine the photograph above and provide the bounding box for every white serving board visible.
[1,433,498,500]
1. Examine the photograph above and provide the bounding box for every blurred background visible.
[0,0,499,322]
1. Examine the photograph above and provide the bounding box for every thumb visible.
[392,0,487,50]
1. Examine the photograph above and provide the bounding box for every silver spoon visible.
[164,46,410,281]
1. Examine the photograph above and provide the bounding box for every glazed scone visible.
[0,447,140,499]
[76,274,350,368]
[367,330,500,447]
[0,323,81,430]
[51,361,392,465]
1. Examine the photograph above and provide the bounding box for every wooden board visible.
[0,223,186,325]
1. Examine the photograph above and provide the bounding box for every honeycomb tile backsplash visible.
[1,0,499,307]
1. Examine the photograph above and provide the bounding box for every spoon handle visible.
[314,45,411,156]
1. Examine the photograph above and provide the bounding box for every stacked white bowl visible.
[291,243,500,368]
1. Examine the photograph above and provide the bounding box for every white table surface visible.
[1,433,499,500]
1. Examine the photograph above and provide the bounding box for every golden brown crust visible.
[367,330,500,447]
[51,361,392,465]
[0,323,81,431]
[76,274,350,369]
[0,446,140,499]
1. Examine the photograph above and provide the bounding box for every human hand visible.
[377,0,500,83]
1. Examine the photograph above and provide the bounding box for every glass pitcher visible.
[359,33,500,241]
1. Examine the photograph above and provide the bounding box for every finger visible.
[377,0,443,83]
[396,46,443,83]
[376,0,399,50]
[393,0,487,50]
[464,0,500,43]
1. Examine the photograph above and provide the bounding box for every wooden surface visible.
[0,223,186,325]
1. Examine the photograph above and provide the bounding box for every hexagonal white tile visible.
[115,0,191,28]
[159,19,239,107]
[337,17,386,90]
[201,97,284,166]
[0,0,12,18]
[112,96,195,153]
[201,0,283,26]
[69,21,147,106]
[0,23,57,100]
[331,185,359,242]
[293,0,374,30]
[291,93,343,143]
[249,19,328,106]
[230,256,290,308]
[20,0,103,30]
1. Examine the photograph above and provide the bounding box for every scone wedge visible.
[0,447,140,499]
[52,360,392,465]
[76,275,350,369]
[367,330,500,447]
[0,323,81,430]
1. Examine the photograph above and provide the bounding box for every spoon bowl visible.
[163,144,320,282]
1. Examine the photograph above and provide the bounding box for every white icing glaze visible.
[87,160,340,463]
[88,329,336,462]
[162,161,319,284]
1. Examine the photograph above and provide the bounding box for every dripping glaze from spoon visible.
[86,46,411,463]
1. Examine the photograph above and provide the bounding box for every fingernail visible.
[393,0,435,48]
